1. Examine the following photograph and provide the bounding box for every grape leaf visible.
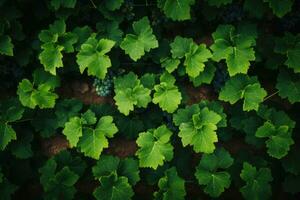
[136,125,174,169]
[78,116,118,159]
[190,62,216,86]
[104,0,124,11]
[265,0,293,18]
[17,69,60,109]
[93,173,134,200]
[39,20,78,75]
[63,117,83,147]
[275,33,300,73]
[195,148,233,197]
[120,17,158,61]
[177,107,221,153]
[206,0,232,7]
[114,72,151,115]
[240,162,273,200]
[170,36,193,59]
[184,43,212,78]
[157,0,196,21]
[154,167,186,200]
[256,121,294,159]
[76,35,115,79]
[276,70,300,103]
[92,155,140,185]
[39,159,79,200]
[210,25,256,76]
[219,74,267,111]
[0,177,17,200]
[153,73,182,113]
[50,0,77,10]
[0,35,14,56]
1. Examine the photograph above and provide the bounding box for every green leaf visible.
[76,35,115,79]
[78,116,118,159]
[256,121,294,159]
[93,155,140,185]
[275,33,300,73]
[276,70,300,103]
[157,0,196,21]
[0,35,14,56]
[50,0,77,10]
[136,125,174,169]
[38,20,78,75]
[97,20,124,44]
[104,0,124,11]
[0,123,16,150]
[219,74,267,111]
[17,78,59,109]
[195,148,233,197]
[39,159,79,200]
[114,72,151,115]
[154,167,186,200]
[240,162,273,200]
[199,100,227,127]
[94,173,134,200]
[161,57,180,73]
[10,131,33,159]
[190,62,216,86]
[265,0,293,18]
[39,43,64,75]
[170,36,194,59]
[153,73,182,113]
[206,0,232,7]
[120,17,158,61]
[211,25,256,76]
[178,107,221,153]
[184,43,212,78]
[0,178,18,200]
[63,117,82,147]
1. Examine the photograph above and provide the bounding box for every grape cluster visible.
[93,75,113,97]
[212,63,229,92]
[221,4,244,23]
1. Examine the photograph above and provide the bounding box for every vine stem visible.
[89,0,97,8]
[263,91,279,102]
[11,118,33,123]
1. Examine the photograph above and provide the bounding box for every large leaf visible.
[120,17,158,61]
[76,35,115,79]
[136,125,174,169]
[157,0,196,21]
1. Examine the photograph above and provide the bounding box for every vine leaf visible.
[136,125,174,169]
[157,0,196,21]
[195,148,233,197]
[114,72,151,115]
[256,121,294,159]
[219,74,267,111]
[120,17,158,61]
[17,69,60,109]
[153,73,182,113]
[76,35,115,79]
[210,24,256,76]
[0,35,14,56]
[154,167,186,200]
[240,162,273,200]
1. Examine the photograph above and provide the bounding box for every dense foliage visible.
[0,0,300,199]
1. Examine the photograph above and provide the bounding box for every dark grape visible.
[93,74,114,97]
[221,4,244,23]
[212,63,229,92]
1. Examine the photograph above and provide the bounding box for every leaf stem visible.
[11,118,33,123]
[263,91,279,102]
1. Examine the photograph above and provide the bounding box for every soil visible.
[57,79,114,105]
